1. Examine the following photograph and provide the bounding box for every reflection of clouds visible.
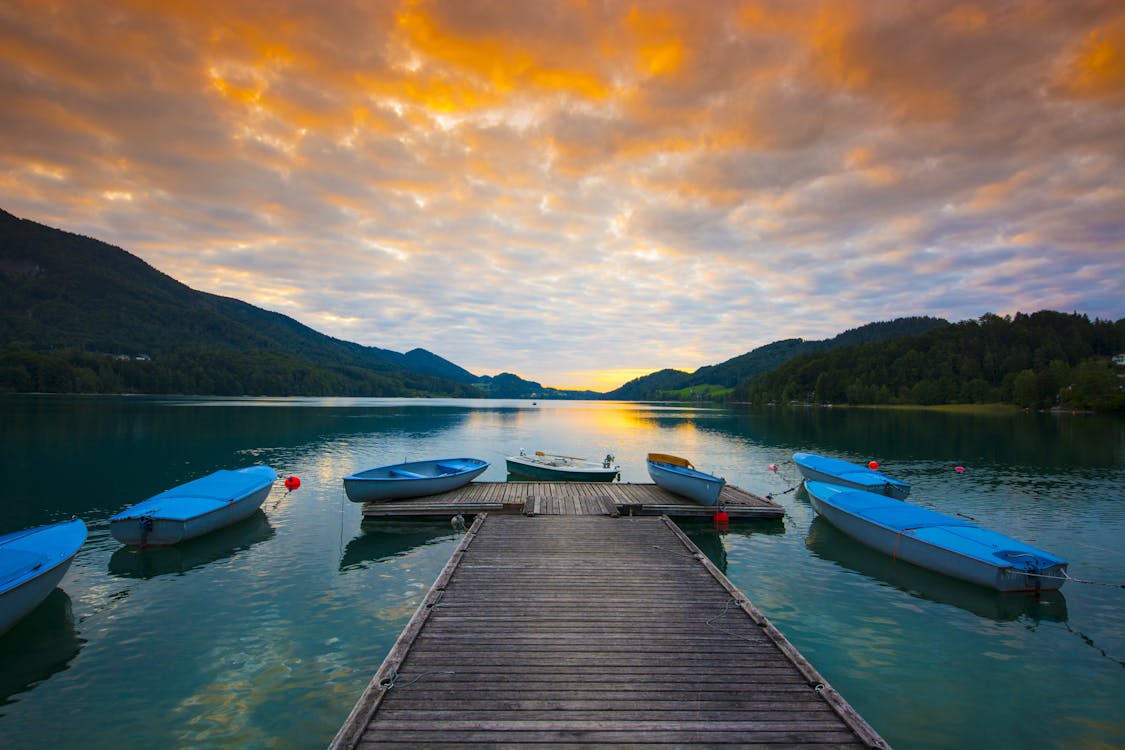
[2,1,1122,389]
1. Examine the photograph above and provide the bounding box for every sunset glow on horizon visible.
[1,1,1122,390]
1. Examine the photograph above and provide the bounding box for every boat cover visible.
[0,520,87,591]
[806,482,1066,570]
[794,452,911,494]
[110,467,276,522]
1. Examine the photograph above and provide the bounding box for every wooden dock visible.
[360,481,785,520]
[331,512,889,749]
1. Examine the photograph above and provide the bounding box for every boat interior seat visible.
[389,469,426,479]
[435,463,461,473]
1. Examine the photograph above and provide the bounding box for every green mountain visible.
[0,209,480,397]
[606,317,948,400]
[475,372,603,400]
[733,311,1125,411]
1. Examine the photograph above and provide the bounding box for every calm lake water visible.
[1,395,1122,749]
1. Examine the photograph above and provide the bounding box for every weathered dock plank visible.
[361,481,783,519]
[330,514,888,749]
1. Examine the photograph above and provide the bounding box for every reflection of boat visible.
[793,452,911,499]
[0,519,87,635]
[340,520,458,570]
[109,466,277,546]
[108,510,274,579]
[805,481,1068,592]
[0,589,83,703]
[344,458,489,502]
[806,518,1067,622]
[506,451,620,482]
[646,454,725,506]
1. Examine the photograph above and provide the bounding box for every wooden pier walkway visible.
[331,513,888,749]
[360,481,785,520]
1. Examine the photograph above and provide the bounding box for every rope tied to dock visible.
[764,484,799,500]
[381,668,457,690]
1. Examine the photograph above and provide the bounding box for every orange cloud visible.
[1058,17,1125,99]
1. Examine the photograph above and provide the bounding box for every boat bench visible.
[435,463,461,474]
[389,469,426,479]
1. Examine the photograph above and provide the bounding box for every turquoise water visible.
[1,396,1122,749]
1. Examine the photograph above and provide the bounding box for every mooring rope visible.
[764,484,799,500]
[383,669,457,690]
[1021,569,1125,589]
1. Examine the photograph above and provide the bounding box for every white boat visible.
[505,451,620,482]
[793,452,911,499]
[0,519,87,635]
[646,453,726,506]
[344,458,489,502]
[804,480,1068,592]
[109,466,277,546]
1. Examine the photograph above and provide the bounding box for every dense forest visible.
[606,317,948,400]
[732,311,1125,412]
[0,345,482,397]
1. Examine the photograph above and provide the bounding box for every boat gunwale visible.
[805,481,1067,589]
[345,458,490,483]
[0,520,87,594]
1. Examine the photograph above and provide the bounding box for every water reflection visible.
[728,404,1123,470]
[339,519,459,571]
[806,517,1068,623]
[0,589,83,709]
[678,518,785,573]
[107,511,275,579]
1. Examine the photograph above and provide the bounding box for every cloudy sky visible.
[2,1,1122,390]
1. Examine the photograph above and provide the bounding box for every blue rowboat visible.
[505,451,620,482]
[793,452,911,499]
[0,519,87,635]
[804,480,1067,591]
[109,466,277,547]
[646,453,726,506]
[344,458,489,502]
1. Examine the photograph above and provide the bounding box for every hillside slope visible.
[606,317,948,400]
[0,209,478,396]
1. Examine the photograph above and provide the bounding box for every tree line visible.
[731,311,1125,412]
[0,346,481,398]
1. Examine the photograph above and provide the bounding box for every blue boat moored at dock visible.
[0,519,87,635]
[805,480,1067,591]
[645,453,725,506]
[109,466,277,547]
[344,458,490,502]
[793,452,911,499]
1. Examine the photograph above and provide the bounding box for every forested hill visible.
[733,311,1125,411]
[606,317,948,400]
[0,209,479,396]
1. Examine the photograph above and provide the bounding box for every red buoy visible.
[868,460,879,470]
[284,475,301,491]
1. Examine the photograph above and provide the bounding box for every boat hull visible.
[505,455,619,482]
[793,452,911,499]
[344,458,489,502]
[110,466,277,546]
[805,481,1067,592]
[646,460,725,506]
[0,519,87,635]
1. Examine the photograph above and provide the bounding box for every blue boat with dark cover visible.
[0,519,87,635]
[110,466,277,547]
[793,452,911,499]
[804,480,1067,591]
